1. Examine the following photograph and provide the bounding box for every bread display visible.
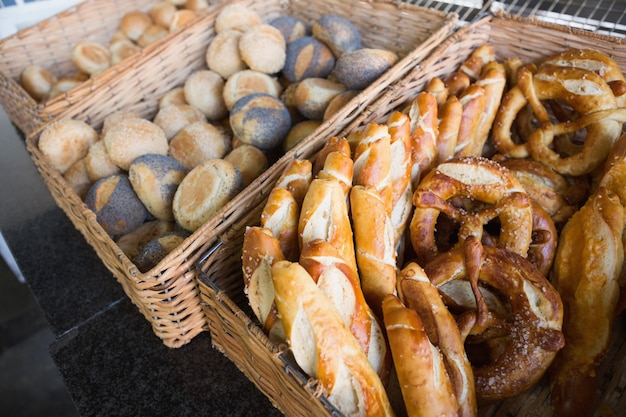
[239,44,626,417]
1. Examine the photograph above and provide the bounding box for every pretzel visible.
[409,156,533,266]
[436,95,463,164]
[424,236,565,403]
[407,91,439,187]
[454,85,486,157]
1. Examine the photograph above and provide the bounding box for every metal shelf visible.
[402,0,626,38]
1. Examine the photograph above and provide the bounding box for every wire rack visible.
[402,0,626,38]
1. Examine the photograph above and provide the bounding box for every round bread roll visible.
[223,69,282,110]
[128,154,188,221]
[312,14,362,57]
[103,118,169,171]
[116,219,177,261]
[84,140,122,182]
[72,41,111,75]
[110,30,130,45]
[172,159,244,231]
[48,77,83,100]
[20,65,57,101]
[294,77,347,120]
[169,9,197,31]
[223,144,268,186]
[332,48,399,90]
[120,10,153,41]
[269,15,308,43]
[85,174,150,238]
[153,103,206,141]
[109,39,142,65]
[150,2,177,28]
[101,110,141,138]
[137,24,169,48]
[214,3,262,33]
[205,29,247,79]
[323,89,360,120]
[134,232,187,272]
[159,87,187,108]
[282,36,335,83]
[229,93,292,150]
[185,0,210,12]
[239,24,286,75]
[169,121,232,169]
[279,82,305,123]
[38,118,99,174]
[283,119,322,151]
[183,70,228,120]
[63,157,92,199]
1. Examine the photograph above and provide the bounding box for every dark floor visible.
[0,253,80,417]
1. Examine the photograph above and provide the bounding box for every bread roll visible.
[85,174,150,238]
[109,39,142,65]
[134,232,187,272]
[48,77,83,100]
[269,15,308,43]
[101,110,141,138]
[119,10,153,41]
[214,3,262,33]
[169,9,197,31]
[229,93,291,150]
[63,157,92,199]
[294,77,346,120]
[239,24,286,75]
[38,118,99,174]
[222,69,282,110]
[84,140,122,182]
[183,69,228,120]
[153,103,206,141]
[223,144,268,186]
[282,36,335,83]
[137,24,169,48]
[116,219,176,261]
[169,121,232,169]
[158,87,187,108]
[205,29,247,79]
[20,65,57,101]
[333,48,398,90]
[283,120,322,151]
[102,118,169,171]
[185,0,210,12]
[128,154,188,221]
[72,41,111,75]
[323,89,360,120]
[312,14,362,57]
[150,2,177,28]
[172,159,244,231]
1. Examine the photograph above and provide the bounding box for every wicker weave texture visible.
[197,13,626,417]
[22,0,456,349]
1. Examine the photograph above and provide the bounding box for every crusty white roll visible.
[299,178,357,276]
[183,69,228,120]
[299,238,390,380]
[294,77,347,121]
[242,226,286,343]
[350,185,396,318]
[72,41,111,75]
[238,24,286,75]
[136,24,169,48]
[119,10,152,41]
[222,69,282,110]
[214,3,262,33]
[206,29,247,79]
[382,293,458,417]
[397,262,477,417]
[20,65,57,101]
[223,144,268,186]
[169,9,197,31]
[153,103,207,141]
[63,157,92,199]
[84,140,122,182]
[109,39,142,65]
[169,121,232,169]
[150,1,177,29]
[271,260,395,417]
[38,118,99,174]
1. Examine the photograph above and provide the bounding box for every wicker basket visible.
[23,0,457,349]
[196,12,626,416]
[0,0,220,137]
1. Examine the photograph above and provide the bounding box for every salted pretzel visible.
[424,235,565,403]
[493,62,625,175]
[409,156,533,266]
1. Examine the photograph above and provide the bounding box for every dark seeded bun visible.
[269,15,308,43]
[312,14,362,57]
[229,93,291,150]
[169,121,232,169]
[172,159,244,231]
[332,48,399,90]
[85,174,150,238]
[38,118,99,174]
[134,232,187,272]
[128,154,188,222]
[282,36,335,83]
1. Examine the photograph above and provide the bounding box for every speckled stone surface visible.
[0,114,282,417]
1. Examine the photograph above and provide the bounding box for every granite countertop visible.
[0,108,283,416]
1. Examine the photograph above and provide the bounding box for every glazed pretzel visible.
[409,156,533,265]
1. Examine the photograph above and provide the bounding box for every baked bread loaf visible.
[101,110,141,138]
[229,93,291,150]
[158,87,187,108]
[169,121,232,169]
[172,158,244,231]
[128,154,188,221]
[38,118,99,174]
[102,117,169,171]
[136,24,169,48]
[85,174,150,238]
[283,120,322,151]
